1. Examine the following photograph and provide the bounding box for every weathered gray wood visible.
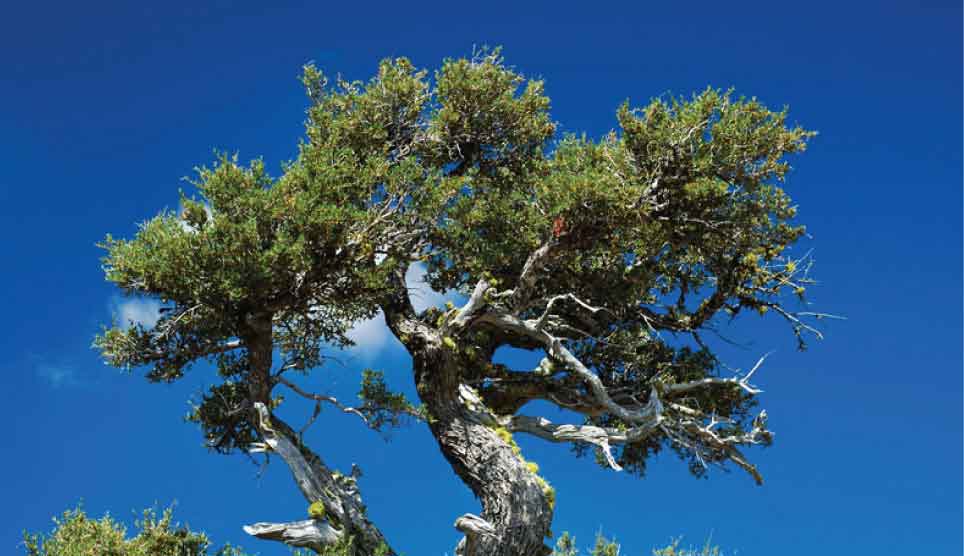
[244,402,391,555]
[454,514,499,556]
[243,520,341,552]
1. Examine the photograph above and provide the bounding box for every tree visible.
[96,48,822,556]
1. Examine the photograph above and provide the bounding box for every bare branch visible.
[475,311,665,426]
[534,293,611,331]
[505,415,656,471]
[455,514,500,556]
[674,408,772,485]
[455,513,499,539]
[250,402,331,504]
[663,352,771,397]
[155,303,202,340]
[276,375,371,427]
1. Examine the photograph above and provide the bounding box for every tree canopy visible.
[96,48,820,556]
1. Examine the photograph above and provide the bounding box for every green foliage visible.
[421,48,555,291]
[651,537,721,556]
[357,369,417,431]
[23,505,249,556]
[551,532,723,556]
[553,532,578,556]
[94,149,388,452]
[590,532,620,556]
[555,532,623,556]
[185,378,259,454]
[319,538,352,556]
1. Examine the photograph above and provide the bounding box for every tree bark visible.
[241,314,392,556]
[413,345,554,556]
[381,266,553,556]
[243,520,341,552]
[246,403,392,555]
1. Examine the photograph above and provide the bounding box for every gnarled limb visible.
[243,520,341,552]
[475,311,664,425]
[380,270,554,556]
[446,279,492,333]
[472,309,774,484]
[245,402,392,555]
[454,514,500,556]
[504,415,626,470]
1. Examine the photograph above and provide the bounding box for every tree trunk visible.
[381,267,553,556]
[413,345,554,556]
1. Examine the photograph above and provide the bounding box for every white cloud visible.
[346,310,392,358]
[406,263,453,313]
[111,297,162,329]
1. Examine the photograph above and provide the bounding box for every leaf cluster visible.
[357,369,418,432]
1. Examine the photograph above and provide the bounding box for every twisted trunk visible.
[413,344,554,556]
[382,267,553,556]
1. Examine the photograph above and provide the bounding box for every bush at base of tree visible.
[553,531,723,556]
[23,505,249,556]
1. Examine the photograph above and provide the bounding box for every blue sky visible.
[1,1,961,554]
